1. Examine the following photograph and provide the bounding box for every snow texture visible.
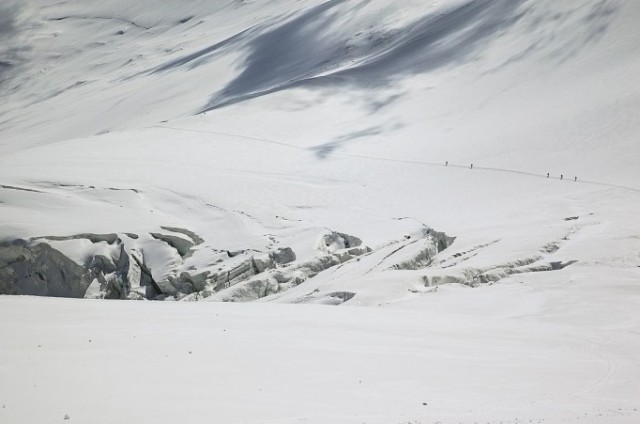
[1,0,639,423]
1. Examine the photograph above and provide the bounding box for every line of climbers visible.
[444,160,576,181]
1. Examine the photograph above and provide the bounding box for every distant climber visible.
[560,174,563,180]
[445,161,448,167]
[546,172,550,178]
[470,163,473,170]
[574,176,577,182]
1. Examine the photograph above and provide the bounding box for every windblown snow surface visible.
[1,0,640,423]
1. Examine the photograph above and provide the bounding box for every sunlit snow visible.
[1,1,639,423]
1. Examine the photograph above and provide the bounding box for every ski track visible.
[152,124,640,194]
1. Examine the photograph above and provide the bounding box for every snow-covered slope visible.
[1,0,639,422]
[1,0,639,302]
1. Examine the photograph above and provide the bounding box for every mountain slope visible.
[0,1,639,422]
[1,0,639,301]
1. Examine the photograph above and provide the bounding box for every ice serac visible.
[0,230,304,301]
[210,231,373,302]
[179,246,298,301]
[316,231,364,254]
[0,236,162,299]
[84,244,161,300]
[0,239,90,297]
[388,228,456,270]
[0,225,463,303]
